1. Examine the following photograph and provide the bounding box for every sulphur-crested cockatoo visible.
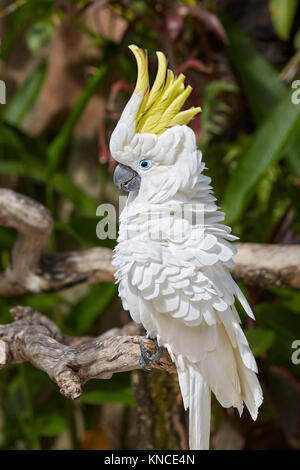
[110,45,263,450]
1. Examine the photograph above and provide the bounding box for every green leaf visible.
[267,366,300,441]
[55,217,117,250]
[285,131,300,175]
[69,216,105,246]
[222,15,300,175]
[257,304,300,341]
[200,80,238,149]
[0,430,5,448]
[24,293,62,311]
[0,0,53,60]
[26,18,54,54]
[35,412,68,437]
[47,64,108,173]
[67,283,117,333]
[0,227,16,250]
[0,160,45,182]
[294,28,300,49]
[244,328,276,356]
[3,60,47,126]
[256,302,300,366]
[80,388,134,406]
[222,14,285,123]
[52,173,98,215]
[268,286,300,314]
[0,123,48,159]
[80,373,134,406]
[269,0,298,41]
[223,87,300,225]
[53,220,84,243]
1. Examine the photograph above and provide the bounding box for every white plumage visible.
[110,47,263,450]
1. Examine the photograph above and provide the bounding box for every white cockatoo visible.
[110,45,263,450]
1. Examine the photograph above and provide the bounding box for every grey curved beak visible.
[113,163,141,192]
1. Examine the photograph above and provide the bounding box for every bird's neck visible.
[117,165,226,245]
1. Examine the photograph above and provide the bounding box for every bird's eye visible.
[138,159,152,170]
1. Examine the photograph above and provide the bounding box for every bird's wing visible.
[114,233,263,418]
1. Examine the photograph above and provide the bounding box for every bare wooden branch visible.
[0,306,176,399]
[1,188,300,296]
[233,242,300,289]
[0,189,53,295]
[0,188,114,296]
[1,189,300,403]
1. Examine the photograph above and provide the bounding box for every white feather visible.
[111,119,263,450]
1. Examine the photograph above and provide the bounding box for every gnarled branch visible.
[0,306,176,399]
[0,189,114,296]
[1,189,300,400]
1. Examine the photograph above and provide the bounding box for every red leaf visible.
[166,13,184,41]
[176,58,212,76]
[107,80,134,119]
[178,5,228,44]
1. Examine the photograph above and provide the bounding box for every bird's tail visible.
[188,366,211,450]
[174,354,211,450]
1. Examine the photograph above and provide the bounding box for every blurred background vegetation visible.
[0,0,300,450]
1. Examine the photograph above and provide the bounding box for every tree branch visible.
[1,188,300,296]
[233,242,300,289]
[1,189,299,401]
[0,306,176,399]
[0,188,114,296]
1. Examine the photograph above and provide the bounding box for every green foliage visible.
[200,80,238,149]
[66,283,117,333]
[269,0,299,41]
[26,18,55,54]
[52,173,98,215]
[256,301,300,370]
[223,87,300,225]
[223,15,300,176]
[222,14,286,122]
[3,60,47,126]
[266,366,300,441]
[47,63,108,174]
[80,373,134,406]
[0,1,54,60]
[0,0,300,451]
[35,412,68,437]
[222,16,300,224]
[244,328,276,357]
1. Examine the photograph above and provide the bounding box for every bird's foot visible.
[139,336,164,372]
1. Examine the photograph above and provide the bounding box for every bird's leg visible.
[139,334,164,372]
[147,337,164,362]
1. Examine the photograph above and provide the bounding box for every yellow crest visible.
[129,45,201,135]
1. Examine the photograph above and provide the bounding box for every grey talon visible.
[139,351,152,372]
[147,338,164,363]
[139,336,164,372]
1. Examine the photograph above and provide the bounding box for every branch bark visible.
[0,306,176,399]
[0,189,114,296]
[233,242,300,289]
[1,188,300,296]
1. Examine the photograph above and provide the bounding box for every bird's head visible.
[109,45,201,201]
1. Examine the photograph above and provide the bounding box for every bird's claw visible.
[139,354,152,372]
[139,336,164,372]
